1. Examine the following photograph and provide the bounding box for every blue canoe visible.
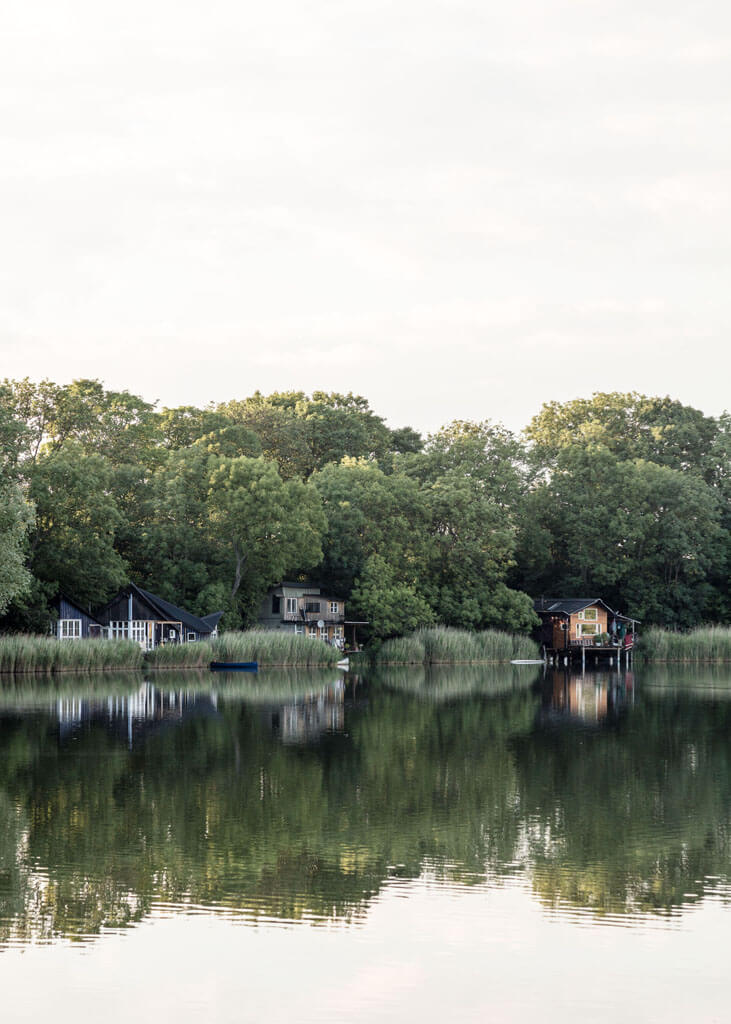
[210,661,258,672]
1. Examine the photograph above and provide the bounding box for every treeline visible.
[0,380,728,637]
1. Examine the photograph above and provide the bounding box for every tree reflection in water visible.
[0,663,730,945]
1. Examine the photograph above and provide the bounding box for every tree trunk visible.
[231,540,246,600]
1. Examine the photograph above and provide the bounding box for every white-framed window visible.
[285,597,298,615]
[333,625,344,639]
[111,621,148,646]
[329,601,339,615]
[294,624,304,635]
[187,632,197,642]
[308,626,318,639]
[579,608,598,621]
[59,619,82,640]
[577,622,601,636]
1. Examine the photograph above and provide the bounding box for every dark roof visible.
[533,597,640,622]
[134,586,222,635]
[94,584,222,635]
[534,597,614,616]
[55,592,103,625]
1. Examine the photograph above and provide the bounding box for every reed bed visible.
[145,641,214,669]
[0,635,143,675]
[375,626,539,665]
[210,630,341,667]
[639,626,731,663]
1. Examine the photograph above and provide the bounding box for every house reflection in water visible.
[55,678,347,749]
[56,684,219,747]
[541,668,634,727]
[270,679,345,744]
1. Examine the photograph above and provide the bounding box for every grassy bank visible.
[639,626,731,663]
[374,627,540,665]
[0,635,143,675]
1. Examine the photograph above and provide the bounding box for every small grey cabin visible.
[258,582,345,646]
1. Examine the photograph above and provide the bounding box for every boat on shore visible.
[210,661,258,672]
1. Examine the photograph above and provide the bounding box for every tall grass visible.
[375,626,540,665]
[0,635,143,675]
[145,641,214,669]
[0,628,342,676]
[639,626,731,663]
[211,630,341,667]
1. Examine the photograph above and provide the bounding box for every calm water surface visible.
[1,663,731,1022]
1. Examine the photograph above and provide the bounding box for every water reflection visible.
[540,668,633,726]
[0,664,731,947]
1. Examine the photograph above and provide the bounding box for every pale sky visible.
[1,0,729,435]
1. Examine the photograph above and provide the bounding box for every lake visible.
[1,663,731,1022]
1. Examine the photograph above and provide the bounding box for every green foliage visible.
[351,555,435,639]
[526,391,722,482]
[221,390,415,479]
[2,377,158,466]
[0,636,143,675]
[28,443,128,606]
[0,380,728,640]
[207,456,325,622]
[402,421,537,633]
[0,480,33,616]
[517,446,725,626]
[639,626,731,662]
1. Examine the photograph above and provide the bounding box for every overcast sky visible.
[1,0,729,435]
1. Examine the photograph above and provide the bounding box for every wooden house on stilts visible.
[533,597,640,669]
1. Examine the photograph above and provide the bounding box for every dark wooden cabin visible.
[52,593,105,640]
[94,584,223,651]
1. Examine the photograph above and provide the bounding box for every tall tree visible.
[516,445,725,626]
[403,422,537,632]
[207,456,326,623]
[28,444,128,606]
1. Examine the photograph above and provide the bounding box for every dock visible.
[544,642,634,670]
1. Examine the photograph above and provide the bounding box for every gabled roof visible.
[533,597,640,622]
[134,586,222,635]
[534,597,615,616]
[55,591,103,625]
[96,584,223,635]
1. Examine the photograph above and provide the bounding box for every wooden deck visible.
[544,643,634,668]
